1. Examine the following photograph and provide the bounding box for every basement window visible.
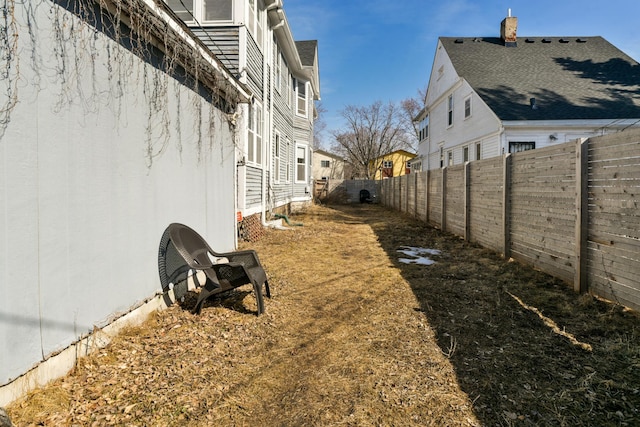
[509,141,535,153]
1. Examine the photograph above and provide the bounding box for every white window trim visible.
[295,142,308,183]
[248,0,264,48]
[274,39,281,93]
[285,137,292,183]
[464,95,472,119]
[295,79,308,118]
[166,0,237,25]
[274,131,281,183]
[247,102,263,166]
[447,94,454,128]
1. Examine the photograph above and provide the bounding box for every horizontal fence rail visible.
[380,129,640,312]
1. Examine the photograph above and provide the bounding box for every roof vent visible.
[576,38,587,43]
[559,38,569,43]
[525,38,535,43]
[455,39,464,44]
[542,38,551,43]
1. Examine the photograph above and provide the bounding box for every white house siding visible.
[245,34,265,100]
[1,0,239,387]
[421,51,503,170]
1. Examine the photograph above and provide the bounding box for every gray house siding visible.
[246,166,263,207]
[246,35,264,101]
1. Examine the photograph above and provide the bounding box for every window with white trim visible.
[463,146,469,162]
[296,79,308,117]
[285,138,291,182]
[248,0,263,48]
[320,160,330,168]
[274,38,281,93]
[447,95,454,127]
[165,0,232,23]
[476,142,481,160]
[447,150,453,166]
[464,95,472,118]
[509,141,535,153]
[295,143,307,182]
[274,132,281,182]
[247,102,263,165]
[419,115,429,141]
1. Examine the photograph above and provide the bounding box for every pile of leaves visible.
[7,204,639,426]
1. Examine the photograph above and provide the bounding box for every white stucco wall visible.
[0,0,238,386]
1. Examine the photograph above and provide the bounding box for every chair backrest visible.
[158,224,191,293]
[168,223,217,268]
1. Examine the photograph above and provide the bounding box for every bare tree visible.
[331,101,410,179]
[313,101,327,149]
[399,86,428,152]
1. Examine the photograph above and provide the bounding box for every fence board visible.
[379,129,640,312]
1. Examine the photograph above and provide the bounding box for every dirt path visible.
[8,204,640,426]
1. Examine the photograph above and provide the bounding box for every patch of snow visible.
[397,246,441,266]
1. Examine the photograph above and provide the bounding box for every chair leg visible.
[264,280,271,298]
[253,281,265,315]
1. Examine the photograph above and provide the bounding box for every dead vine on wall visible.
[1,0,243,165]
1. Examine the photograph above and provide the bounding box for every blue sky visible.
[282,0,640,143]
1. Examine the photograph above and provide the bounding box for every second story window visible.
[464,95,472,118]
[274,39,281,93]
[321,160,330,168]
[248,0,263,48]
[166,0,232,23]
[296,79,307,117]
[447,95,454,127]
[419,115,429,141]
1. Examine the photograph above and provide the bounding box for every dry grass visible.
[7,204,640,426]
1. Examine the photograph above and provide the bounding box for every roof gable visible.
[440,36,640,121]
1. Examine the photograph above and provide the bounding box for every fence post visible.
[441,167,447,231]
[425,170,430,224]
[502,154,512,259]
[575,138,589,293]
[464,162,471,241]
[414,172,419,218]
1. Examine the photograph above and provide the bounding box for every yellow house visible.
[369,150,417,180]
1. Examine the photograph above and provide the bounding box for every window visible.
[321,160,330,168]
[419,115,429,141]
[439,146,444,168]
[167,0,194,22]
[295,144,307,182]
[464,96,472,118]
[447,95,454,127]
[248,0,263,48]
[463,146,469,162]
[247,103,263,165]
[274,132,281,182]
[274,38,281,93]
[287,74,293,108]
[381,160,393,178]
[296,79,307,117]
[285,138,291,182]
[509,141,535,153]
[165,0,232,23]
[447,151,453,166]
[476,142,481,160]
[204,0,232,21]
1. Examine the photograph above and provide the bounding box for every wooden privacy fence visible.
[380,129,640,312]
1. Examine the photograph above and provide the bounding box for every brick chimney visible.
[500,10,518,47]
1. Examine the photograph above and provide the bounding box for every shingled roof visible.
[295,40,318,67]
[440,36,640,121]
